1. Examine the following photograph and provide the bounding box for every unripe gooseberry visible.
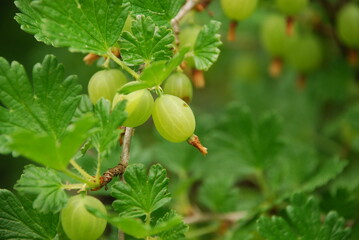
[61,195,107,240]
[152,94,195,143]
[276,0,308,16]
[88,69,127,104]
[220,0,258,21]
[286,35,322,73]
[336,3,359,49]
[113,89,154,127]
[261,14,297,58]
[163,72,193,103]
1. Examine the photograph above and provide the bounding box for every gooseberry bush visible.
[0,0,359,240]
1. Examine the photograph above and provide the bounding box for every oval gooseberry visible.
[163,72,193,103]
[152,94,195,143]
[88,69,127,104]
[61,195,107,240]
[113,89,154,127]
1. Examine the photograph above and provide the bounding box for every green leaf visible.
[126,0,185,25]
[0,189,58,240]
[111,164,171,218]
[14,165,68,213]
[0,135,11,154]
[199,176,240,213]
[273,153,347,201]
[73,94,93,121]
[295,157,347,195]
[0,55,81,140]
[9,114,97,170]
[138,47,189,87]
[91,99,127,156]
[88,207,183,239]
[120,15,174,66]
[0,55,97,169]
[16,0,129,55]
[14,0,50,44]
[216,104,282,168]
[257,194,351,240]
[192,20,222,71]
[155,210,188,240]
[118,81,151,94]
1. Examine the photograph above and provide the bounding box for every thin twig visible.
[120,127,134,166]
[118,231,125,240]
[171,0,200,48]
[107,51,140,79]
[184,210,246,225]
[117,127,134,240]
[92,127,134,191]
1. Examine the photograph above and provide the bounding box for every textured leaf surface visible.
[0,55,81,137]
[14,0,50,44]
[126,0,184,25]
[155,210,188,240]
[138,47,189,87]
[88,207,182,238]
[9,114,96,170]
[257,194,351,240]
[15,0,129,54]
[0,55,96,169]
[120,15,174,66]
[199,177,240,213]
[0,189,58,240]
[111,164,171,217]
[193,20,222,71]
[14,165,68,213]
[91,99,127,155]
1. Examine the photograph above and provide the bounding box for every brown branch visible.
[171,0,200,48]
[92,127,134,191]
[120,127,134,166]
[117,127,134,240]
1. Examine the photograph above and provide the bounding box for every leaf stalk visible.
[107,51,140,79]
